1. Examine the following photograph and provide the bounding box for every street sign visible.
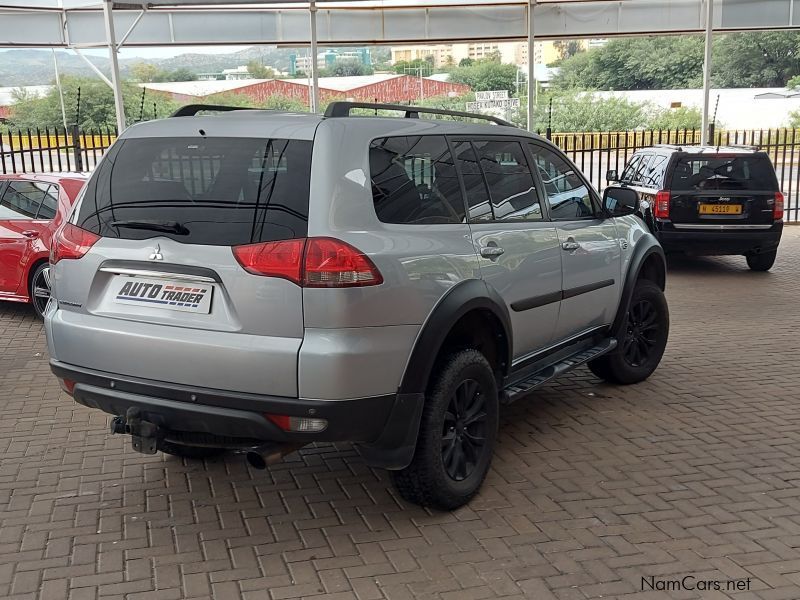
[466,98,520,111]
[475,90,509,102]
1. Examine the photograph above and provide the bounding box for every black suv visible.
[608,145,784,271]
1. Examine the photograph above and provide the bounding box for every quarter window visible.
[640,155,668,188]
[36,185,59,219]
[0,181,47,219]
[529,144,595,220]
[470,139,541,221]
[369,136,466,224]
[619,155,643,183]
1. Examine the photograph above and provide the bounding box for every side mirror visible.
[606,169,618,183]
[603,186,639,217]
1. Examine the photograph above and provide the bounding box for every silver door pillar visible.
[102,0,126,132]
[700,0,714,145]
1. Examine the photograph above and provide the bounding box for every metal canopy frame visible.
[1,0,799,132]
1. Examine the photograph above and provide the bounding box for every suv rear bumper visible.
[51,360,416,447]
[656,222,783,255]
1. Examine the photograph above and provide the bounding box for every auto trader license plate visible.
[699,203,742,215]
[113,276,213,313]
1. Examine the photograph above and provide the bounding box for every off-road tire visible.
[589,279,669,385]
[160,442,226,459]
[391,349,499,510]
[746,249,777,272]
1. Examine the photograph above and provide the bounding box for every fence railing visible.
[1,126,798,220]
[0,126,117,175]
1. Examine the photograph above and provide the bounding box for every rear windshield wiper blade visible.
[110,220,190,235]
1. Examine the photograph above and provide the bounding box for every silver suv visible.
[46,103,669,510]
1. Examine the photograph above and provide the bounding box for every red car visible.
[0,173,87,318]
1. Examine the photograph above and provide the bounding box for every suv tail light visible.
[232,237,383,288]
[654,190,671,219]
[774,192,784,221]
[50,223,100,265]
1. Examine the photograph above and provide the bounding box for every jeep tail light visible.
[774,192,784,221]
[654,190,671,219]
[232,238,305,284]
[265,413,328,433]
[303,237,383,288]
[50,223,100,264]
[232,237,383,288]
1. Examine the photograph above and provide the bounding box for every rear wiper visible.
[110,220,189,235]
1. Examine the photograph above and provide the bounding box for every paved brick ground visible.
[2,230,800,600]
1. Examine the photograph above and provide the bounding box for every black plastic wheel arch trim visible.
[611,239,666,334]
[398,279,513,397]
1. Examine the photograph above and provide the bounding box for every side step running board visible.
[502,338,617,404]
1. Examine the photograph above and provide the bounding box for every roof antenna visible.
[712,94,721,152]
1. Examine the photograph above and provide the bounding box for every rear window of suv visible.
[76,137,312,245]
[669,155,778,192]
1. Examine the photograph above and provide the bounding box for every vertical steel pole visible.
[309,0,320,113]
[527,0,536,132]
[701,0,714,145]
[102,0,126,132]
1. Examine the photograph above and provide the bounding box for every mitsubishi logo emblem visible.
[149,244,163,261]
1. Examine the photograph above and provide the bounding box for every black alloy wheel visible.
[621,298,659,368]
[442,379,488,482]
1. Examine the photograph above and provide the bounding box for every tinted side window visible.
[77,137,312,245]
[640,155,668,188]
[451,141,493,222]
[370,136,466,225]
[472,139,541,221]
[36,185,59,219]
[0,181,46,219]
[619,155,643,183]
[529,144,595,219]
[632,154,654,183]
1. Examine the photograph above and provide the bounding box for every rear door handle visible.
[480,246,505,258]
[561,241,580,252]
[22,230,40,239]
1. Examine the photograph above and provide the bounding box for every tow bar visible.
[109,407,163,455]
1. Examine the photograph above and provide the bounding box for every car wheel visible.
[30,262,52,320]
[391,349,499,510]
[160,441,226,459]
[589,279,669,385]
[746,249,777,272]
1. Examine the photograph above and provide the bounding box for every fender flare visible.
[611,237,666,334]
[399,279,513,395]
[357,279,512,471]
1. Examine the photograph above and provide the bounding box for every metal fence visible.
[1,125,798,220]
[0,126,117,175]
[548,128,800,221]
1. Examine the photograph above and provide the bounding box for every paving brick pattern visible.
[2,229,800,600]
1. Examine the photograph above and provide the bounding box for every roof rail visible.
[324,101,516,127]
[170,104,256,118]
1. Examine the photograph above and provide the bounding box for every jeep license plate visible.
[113,276,213,313]
[699,203,742,215]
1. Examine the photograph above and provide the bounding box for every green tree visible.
[7,76,180,129]
[130,62,161,83]
[327,59,372,77]
[458,58,474,68]
[789,75,800,89]
[789,109,800,128]
[167,68,197,82]
[645,105,703,130]
[553,40,583,62]
[247,60,276,79]
[713,31,800,88]
[448,59,520,93]
[393,58,433,75]
[552,36,704,91]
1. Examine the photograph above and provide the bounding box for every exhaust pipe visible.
[246,443,305,470]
